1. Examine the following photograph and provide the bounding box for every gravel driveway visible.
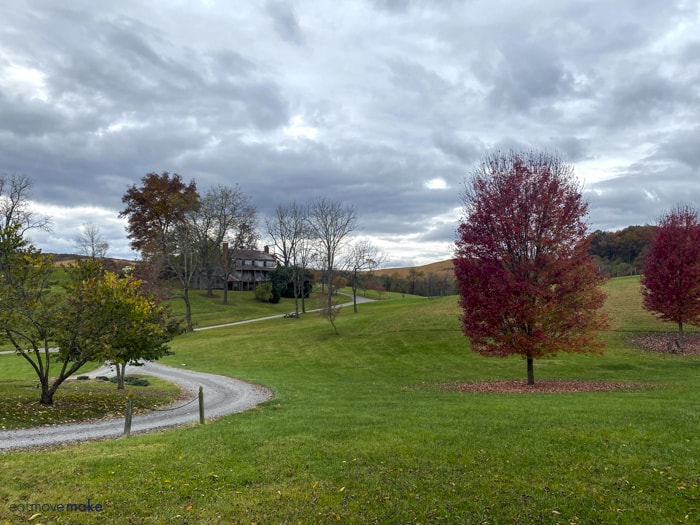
[0,294,372,451]
[0,362,272,451]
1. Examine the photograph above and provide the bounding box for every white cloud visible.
[28,202,136,259]
[283,115,319,140]
[1,62,50,102]
[424,177,448,190]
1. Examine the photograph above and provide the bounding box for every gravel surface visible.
[0,362,272,451]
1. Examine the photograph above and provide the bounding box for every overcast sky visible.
[1,0,699,267]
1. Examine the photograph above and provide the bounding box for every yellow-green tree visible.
[0,227,180,403]
[62,261,180,389]
[0,225,97,405]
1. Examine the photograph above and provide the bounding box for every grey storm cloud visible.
[266,1,306,46]
[653,128,700,169]
[1,0,699,265]
[431,131,482,164]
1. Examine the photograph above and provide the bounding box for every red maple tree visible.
[454,151,608,385]
[641,205,700,347]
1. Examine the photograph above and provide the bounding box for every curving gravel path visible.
[0,362,272,451]
[0,294,373,451]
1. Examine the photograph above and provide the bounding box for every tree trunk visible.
[677,321,685,353]
[526,356,535,386]
[300,267,307,314]
[40,379,54,405]
[183,285,193,332]
[326,270,333,311]
[116,363,126,390]
[293,273,300,317]
[352,270,358,313]
[205,268,215,297]
[38,372,74,406]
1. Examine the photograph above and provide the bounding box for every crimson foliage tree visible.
[454,151,608,385]
[641,205,700,348]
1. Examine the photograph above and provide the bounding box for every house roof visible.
[231,248,277,262]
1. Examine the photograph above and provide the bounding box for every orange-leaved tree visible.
[454,150,608,385]
[120,172,200,331]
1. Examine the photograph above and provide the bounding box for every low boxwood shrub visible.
[108,376,150,386]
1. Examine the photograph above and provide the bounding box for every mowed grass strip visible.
[0,277,699,524]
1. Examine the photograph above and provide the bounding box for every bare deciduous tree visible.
[0,173,51,243]
[347,239,386,312]
[193,184,257,297]
[267,201,304,267]
[319,301,342,335]
[221,222,259,305]
[307,197,356,331]
[75,222,109,259]
[266,201,309,315]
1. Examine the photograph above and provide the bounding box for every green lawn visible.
[1,276,699,523]
[167,289,334,328]
[166,287,424,328]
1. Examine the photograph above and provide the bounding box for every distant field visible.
[371,258,455,278]
[1,276,699,523]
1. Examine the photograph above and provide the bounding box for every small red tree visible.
[454,150,608,385]
[641,205,700,348]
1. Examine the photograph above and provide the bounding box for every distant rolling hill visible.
[49,254,136,267]
[371,259,455,278]
[49,253,456,284]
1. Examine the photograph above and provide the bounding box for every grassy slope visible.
[1,277,699,523]
[370,259,455,279]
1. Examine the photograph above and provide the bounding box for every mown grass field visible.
[1,276,699,524]
[166,288,332,328]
